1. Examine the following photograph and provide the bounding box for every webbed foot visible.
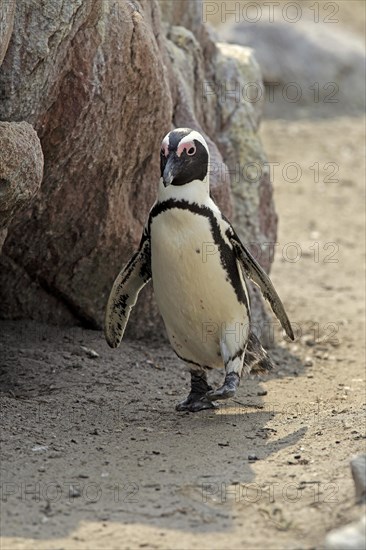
[176,394,218,412]
[206,372,240,402]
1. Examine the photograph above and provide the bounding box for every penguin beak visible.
[163,154,179,187]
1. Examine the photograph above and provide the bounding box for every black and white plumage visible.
[105,128,294,412]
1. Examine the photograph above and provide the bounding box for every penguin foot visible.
[176,394,218,412]
[176,369,218,412]
[206,372,240,402]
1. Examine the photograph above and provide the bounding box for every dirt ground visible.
[1,2,366,547]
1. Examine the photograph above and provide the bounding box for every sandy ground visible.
[1,113,365,549]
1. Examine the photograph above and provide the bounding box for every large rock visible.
[220,19,366,118]
[0,0,277,337]
[0,121,43,253]
[0,0,174,330]
[0,0,15,67]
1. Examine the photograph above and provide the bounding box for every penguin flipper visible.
[104,233,151,348]
[230,232,294,341]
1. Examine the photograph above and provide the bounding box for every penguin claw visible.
[176,395,218,412]
[205,372,240,402]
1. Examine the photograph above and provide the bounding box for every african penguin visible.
[105,128,294,412]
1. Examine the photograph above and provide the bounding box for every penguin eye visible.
[187,145,196,156]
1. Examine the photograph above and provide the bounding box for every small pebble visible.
[80,346,99,358]
[32,445,48,452]
[69,485,81,498]
[248,453,258,461]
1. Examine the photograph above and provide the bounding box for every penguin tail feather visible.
[251,353,275,374]
[245,331,276,374]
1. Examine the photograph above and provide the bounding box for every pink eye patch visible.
[177,141,196,157]
[161,140,169,157]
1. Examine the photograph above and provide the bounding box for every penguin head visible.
[160,128,209,187]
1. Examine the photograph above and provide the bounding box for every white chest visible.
[150,207,249,367]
